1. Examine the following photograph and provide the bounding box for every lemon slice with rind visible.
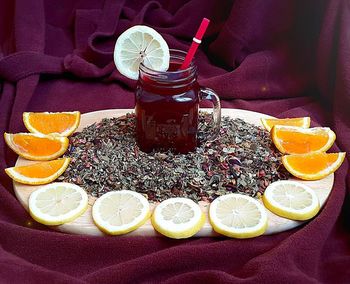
[151,198,205,239]
[92,190,150,235]
[114,25,170,80]
[29,182,88,225]
[209,193,268,238]
[263,180,320,221]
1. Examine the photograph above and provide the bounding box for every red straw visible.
[180,18,210,70]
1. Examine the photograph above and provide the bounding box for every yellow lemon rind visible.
[28,183,88,225]
[151,211,205,239]
[94,210,151,236]
[92,190,151,236]
[209,194,268,239]
[262,181,320,221]
[30,200,88,226]
[210,216,268,239]
[263,195,320,221]
[114,25,170,80]
[151,198,205,239]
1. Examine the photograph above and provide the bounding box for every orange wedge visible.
[23,111,80,136]
[271,126,336,154]
[4,133,69,161]
[282,152,346,180]
[5,158,70,185]
[261,117,310,132]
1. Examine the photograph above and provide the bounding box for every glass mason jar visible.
[135,49,221,153]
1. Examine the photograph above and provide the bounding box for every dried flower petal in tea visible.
[58,113,289,202]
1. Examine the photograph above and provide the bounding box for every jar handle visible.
[199,87,221,141]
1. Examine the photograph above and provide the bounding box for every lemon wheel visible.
[151,198,205,239]
[263,180,320,220]
[209,194,268,238]
[113,25,170,80]
[29,182,88,225]
[92,190,150,235]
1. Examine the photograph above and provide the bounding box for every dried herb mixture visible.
[58,113,289,202]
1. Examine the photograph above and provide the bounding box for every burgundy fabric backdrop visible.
[0,0,349,283]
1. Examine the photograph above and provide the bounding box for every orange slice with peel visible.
[271,126,336,154]
[5,158,71,185]
[282,152,346,181]
[4,133,69,161]
[23,111,80,136]
[261,117,310,132]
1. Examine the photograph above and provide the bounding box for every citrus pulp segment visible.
[4,132,69,161]
[92,190,150,235]
[282,152,346,180]
[262,181,320,220]
[271,126,336,154]
[151,198,205,239]
[29,182,88,225]
[261,117,310,132]
[209,193,268,238]
[23,111,80,136]
[113,25,170,80]
[5,158,71,185]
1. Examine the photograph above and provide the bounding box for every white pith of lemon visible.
[113,25,170,80]
[209,193,268,238]
[262,180,320,221]
[151,198,205,239]
[29,182,88,225]
[92,190,150,235]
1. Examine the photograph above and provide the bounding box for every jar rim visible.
[139,49,196,77]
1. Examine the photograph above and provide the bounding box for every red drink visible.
[135,49,221,153]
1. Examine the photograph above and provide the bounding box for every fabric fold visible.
[0,52,63,82]
[0,0,349,283]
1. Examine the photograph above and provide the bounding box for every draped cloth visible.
[0,0,349,282]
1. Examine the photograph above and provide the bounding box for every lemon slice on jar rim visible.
[113,25,170,80]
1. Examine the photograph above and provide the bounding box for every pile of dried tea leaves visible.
[58,113,290,202]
